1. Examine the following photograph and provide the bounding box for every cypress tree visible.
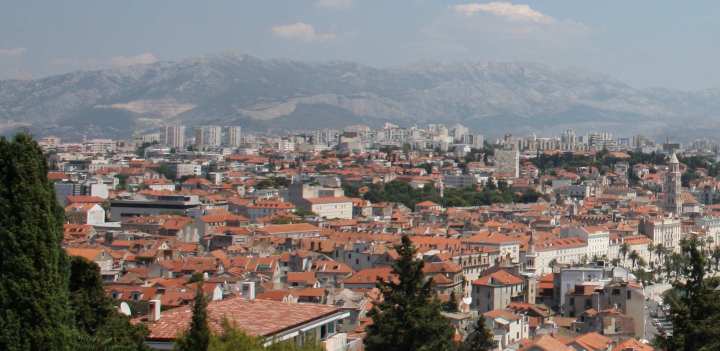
[69,256,115,335]
[69,256,148,351]
[175,285,211,351]
[0,134,76,350]
[459,314,496,351]
[364,235,454,351]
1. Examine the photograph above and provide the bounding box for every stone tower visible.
[664,152,683,216]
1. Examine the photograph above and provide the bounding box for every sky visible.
[1,0,720,90]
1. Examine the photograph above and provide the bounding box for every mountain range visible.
[2,53,720,140]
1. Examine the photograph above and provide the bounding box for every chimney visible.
[241,281,256,300]
[149,299,161,321]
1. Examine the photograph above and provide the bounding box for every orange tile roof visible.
[520,335,574,351]
[257,223,319,235]
[483,309,521,321]
[65,247,106,261]
[613,338,654,351]
[344,267,395,285]
[572,332,612,351]
[287,272,317,285]
[66,195,105,204]
[304,196,353,204]
[473,269,524,286]
[144,297,342,340]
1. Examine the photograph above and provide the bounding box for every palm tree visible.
[620,242,630,265]
[669,252,684,281]
[637,257,647,269]
[712,247,720,272]
[654,244,665,265]
[629,250,640,268]
[611,258,621,267]
[648,242,655,264]
[663,257,673,281]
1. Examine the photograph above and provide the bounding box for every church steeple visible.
[664,151,682,216]
[524,230,538,274]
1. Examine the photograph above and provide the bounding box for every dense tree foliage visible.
[70,258,148,351]
[135,141,158,158]
[255,177,291,189]
[363,180,540,210]
[458,314,496,351]
[175,286,211,351]
[532,152,597,173]
[0,134,151,350]
[441,291,459,313]
[0,134,77,350]
[365,236,455,351]
[209,319,323,351]
[655,237,720,350]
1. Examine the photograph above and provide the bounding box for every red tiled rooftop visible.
[473,269,524,286]
[144,297,342,340]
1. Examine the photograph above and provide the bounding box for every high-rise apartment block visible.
[495,148,520,179]
[227,126,242,147]
[164,125,186,149]
[195,125,222,148]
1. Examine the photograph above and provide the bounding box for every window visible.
[321,325,327,339]
[627,291,631,299]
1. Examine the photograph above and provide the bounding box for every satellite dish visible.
[119,302,132,316]
[462,297,472,306]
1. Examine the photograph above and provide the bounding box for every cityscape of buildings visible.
[39,121,720,350]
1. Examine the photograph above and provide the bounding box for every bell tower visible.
[664,152,682,216]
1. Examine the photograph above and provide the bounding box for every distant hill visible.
[2,53,720,140]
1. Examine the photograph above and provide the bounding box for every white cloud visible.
[315,0,353,9]
[271,22,336,42]
[407,4,590,68]
[453,2,554,24]
[0,48,27,57]
[110,53,158,67]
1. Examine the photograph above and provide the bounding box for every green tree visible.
[69,257,115,335]
[188,272,205,284]
[459,314,495,351]
[656,237,720,351]
[629,250,640,268]
[175,286,211,351]
[442,291,459,313]
[69,256,148,351]
[209,319,323,351]
[619,242,630,264]
[0,134,76,350]
[365,236,455,351]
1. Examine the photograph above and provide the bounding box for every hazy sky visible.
[2,0,720,89]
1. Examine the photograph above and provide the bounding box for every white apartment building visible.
[533,237,588,274]
[561,226,610,259]
[483,310,530,350]
[302,197,353,219]
[640,217,682,252]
